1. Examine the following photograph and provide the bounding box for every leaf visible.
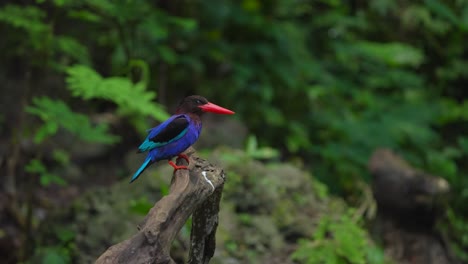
[54,36,90,65]
[26,159,67,187]
[54,227,76,243]
[333,216,366,263]
[287,122,311,153]
[245,135,280,159]
[245,135,258,155]
[26,97,119,144]
[25,159,47,174]
[34,122,59,144]
[67,10,102,23]
[66,65,169,121]
[459,137,468,154]
[38,247,71,264]
[292,211,376,264]
[170,16,197,31]
[424,0,458,25]
[129,197,153,215]
[52,149,70,165]
[0,5,48,34]
[354,41,425,67]
[157,45,178,65]
[426,150,458,180]
[40,173,67,187]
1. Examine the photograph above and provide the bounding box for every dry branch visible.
[96,147,225,264]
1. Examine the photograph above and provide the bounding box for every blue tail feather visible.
[130,157,152,183]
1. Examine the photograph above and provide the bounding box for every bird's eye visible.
[196,99,202,104]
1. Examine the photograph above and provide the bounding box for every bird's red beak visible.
[199,102,235,115]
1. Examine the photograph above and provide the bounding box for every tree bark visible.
[95,147,225,264]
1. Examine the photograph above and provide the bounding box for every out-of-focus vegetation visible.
[0,0,467,263]
[292,209,382,264]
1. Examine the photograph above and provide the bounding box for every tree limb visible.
[95,147,225,264]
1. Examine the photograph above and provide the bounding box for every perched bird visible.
[131,95,235,183]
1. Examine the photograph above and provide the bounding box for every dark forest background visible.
[0,0,467,263]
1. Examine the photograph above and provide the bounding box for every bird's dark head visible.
[176,95,235,115]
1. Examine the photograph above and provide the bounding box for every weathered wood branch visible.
[188,178,223,264]
[96,147,225,264]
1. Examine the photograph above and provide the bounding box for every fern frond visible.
[54,36,91,65]
[66,65,169,121]
[291,210,372,264]
[26,97,119,144]
[0,5,48,35]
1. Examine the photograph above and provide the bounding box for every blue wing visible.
[138,115,190,152]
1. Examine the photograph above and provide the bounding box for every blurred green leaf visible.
[26,97,119,144]
[36,247,71,264]
[25,159,47,174]
[458,137,468,154]
[26,159,67,187]
[129,197,153,215]
[52,149,70,166]
[424,0,458,24]
[245,135,280,160]
[54,36,90,65]
[292,210,375,264]
[66,65,169,122]
[55,227,76,243]
[353,41,425,67]
[40,174,67,187]
[0,4,48,35]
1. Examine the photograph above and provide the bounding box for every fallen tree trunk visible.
[96,147,225,264]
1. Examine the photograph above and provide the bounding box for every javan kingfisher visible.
[131,95,235,183]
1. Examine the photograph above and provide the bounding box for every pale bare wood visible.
[95,147,225,264]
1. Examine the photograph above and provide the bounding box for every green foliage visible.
[66,64,168,122]
[26,97,119,144]
[0,4,90,69]
[129,197,153,215]
[0,4,49,51]
[54,37,91,66]
[2,0,468,262]
[52,149,71,166]
[442,209,468,262]
[349,41,424,67]
[25,159,66,187]
[245,135,280,160]
[54,227,76,244]
[292,210,385,264]
[184,0,468,197]
[33,247,71,264]
[29,226,76,264]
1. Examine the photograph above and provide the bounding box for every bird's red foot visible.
[168,160,188,172]
[176,153,190,163]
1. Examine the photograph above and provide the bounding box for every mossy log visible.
[369,148,449,213]
[95,147,225,264]
[369,148,453,264]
